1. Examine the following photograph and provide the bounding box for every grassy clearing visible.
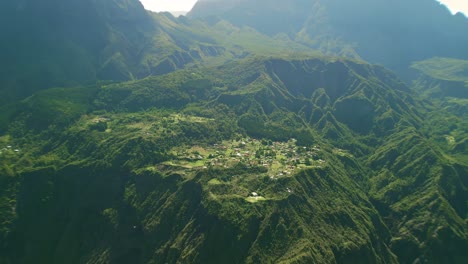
[208,179,223,185]
[333,148,354,158]
[445,135,456,145]
[245,196,267,203]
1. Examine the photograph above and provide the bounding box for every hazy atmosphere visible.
[140,0,468,14]
[140,0,198,11]
[0,0,467,263]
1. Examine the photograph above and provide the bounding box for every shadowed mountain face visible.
[190,0,315,35]
[0,0,154,103]
[189,0,468,78]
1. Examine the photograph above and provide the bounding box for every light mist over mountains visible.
[188,0,468,78]
[0,1,467,264]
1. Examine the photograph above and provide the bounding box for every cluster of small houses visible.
[0,145,20,155]
[176,138,326,179]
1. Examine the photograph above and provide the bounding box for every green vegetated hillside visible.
[411,57,468,118]
[1,56,467,263]
[0,0,467,264]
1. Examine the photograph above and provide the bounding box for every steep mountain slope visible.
[205,57,418,144]
[189,0,468,77]
[0,0,152,102]
[1,56,466,263]
[3,156,397,263]
[368,128,468,263]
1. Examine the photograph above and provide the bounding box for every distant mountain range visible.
[189,0,468,78]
